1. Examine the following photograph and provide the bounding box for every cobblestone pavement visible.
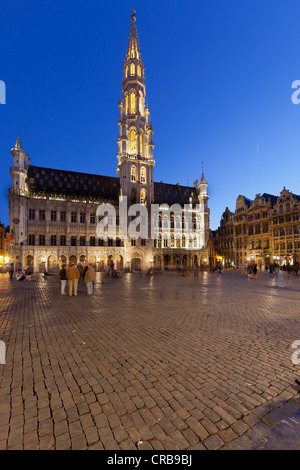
[1,268,300,450]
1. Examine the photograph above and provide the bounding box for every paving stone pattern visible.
[1,269,300,450]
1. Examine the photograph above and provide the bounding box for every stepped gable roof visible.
[154,181,197,206]
[27,165,120,200]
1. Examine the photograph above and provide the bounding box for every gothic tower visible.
[9,134,31,246]
[117,9,155,206]
[198,171,210,248]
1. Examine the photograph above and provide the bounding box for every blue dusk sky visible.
[1,0,300,230]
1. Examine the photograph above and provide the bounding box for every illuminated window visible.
[130,129,136,152]
[125,94,128,114]
[130,63,135,75]
[140,133,143,153]
[130,93,136,113]
[131,165,136,182]
[140,189,146,205]
[137,65,141,77]
[125,66,128,78]
[140,167,146,184]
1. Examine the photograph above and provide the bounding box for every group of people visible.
[12,263,36,282]
[244,261,258,278]
[59,261,95,296]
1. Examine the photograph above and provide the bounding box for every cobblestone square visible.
[1,269,300,450]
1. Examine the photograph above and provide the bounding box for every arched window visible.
[158,214,162,228]
[131,165,136,182]
[125,94,128,114]
[140,189,146,205]
[130,129,136,152]
[130,63,135,76]
[130,92,136,114]
[140,167,146,184]
[124,66,128,78]
[137,64,141,77]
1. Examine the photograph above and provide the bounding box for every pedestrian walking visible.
[66,263,80,296]
[9,263,14,279]
[253,262,258,278]
[59,263,67,295]
[84,263,96,295]
[247,263,253,278]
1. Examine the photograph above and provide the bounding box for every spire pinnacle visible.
[131,7,136,22]
[126,8,141,62]
[15,131,22,150]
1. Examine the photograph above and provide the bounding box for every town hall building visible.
[7,10,210,273]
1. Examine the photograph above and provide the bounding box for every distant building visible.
[212,189,300,268]
[8,10,210,273]
[0,222,10,269]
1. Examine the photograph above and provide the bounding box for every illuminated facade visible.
[212,189,300,268]
[7,10,210,272]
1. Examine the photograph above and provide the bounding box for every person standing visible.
[59,263,67,295]
[66,263,80,296]
[253,261,258,278]
[84,263,96,295]
[9,263,14,279]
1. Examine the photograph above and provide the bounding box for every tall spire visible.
[125,8,142,63]
[117,9,155,205]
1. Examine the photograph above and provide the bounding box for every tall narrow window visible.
[140,167,146,184]
[29,209,35,221]
[131,165,136,182]
[137,64,141,77]
[130,93,135,114]
[130,129,136,152]
[125,94,128,115]
[130,63,135,75]
[140,189,146,205]
[140,133,143,154]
